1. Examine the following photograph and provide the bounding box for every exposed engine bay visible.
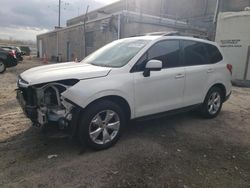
[17,79,79,129]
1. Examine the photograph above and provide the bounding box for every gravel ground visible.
[0,59,250,188]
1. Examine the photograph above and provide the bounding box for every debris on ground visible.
[47,154,58,159]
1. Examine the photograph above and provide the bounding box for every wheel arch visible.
[0,59,6,73]
[69,94,132,138]
[205,83,227,102]
[81,95,132,120]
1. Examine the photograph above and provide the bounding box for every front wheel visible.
[78,100,125,150]
[0,61,6,73]
[201,87,223,118]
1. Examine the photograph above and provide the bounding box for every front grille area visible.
[19,87,37,106]
[17,87,38,121]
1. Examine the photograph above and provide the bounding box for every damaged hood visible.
[20,62,112,85]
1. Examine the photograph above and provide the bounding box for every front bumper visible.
[16,88,73,128]
[16,89,37,121]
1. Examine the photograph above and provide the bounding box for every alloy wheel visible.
[207,91,221,115]
[89,110,120,145]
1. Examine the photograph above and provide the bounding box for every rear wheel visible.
[201,87,223,118]
[78,100,125,150]
[0,61,6,73]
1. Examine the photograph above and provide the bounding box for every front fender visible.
[61,75,135,118]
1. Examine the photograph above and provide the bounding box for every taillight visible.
[227,64,232,75]
[9,50,16,58]
[12,50,16,58]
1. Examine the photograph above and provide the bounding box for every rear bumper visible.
[5,53,18,67]
[5,58,17,67]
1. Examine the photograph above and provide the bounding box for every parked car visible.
[16,35,232,150]
[0,47,18,73]
[15,47,24,61]
[19,46,31,56]
[1,46,23,62]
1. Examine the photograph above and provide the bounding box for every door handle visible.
[207,68,215,73]
[175,74,185,79]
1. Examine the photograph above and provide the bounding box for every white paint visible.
[20,62,111,85]
[20,36,232,119]
[215,11,250,81]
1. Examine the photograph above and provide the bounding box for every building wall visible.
[38,8,209,62]
[38,0,250,62]
[66,0,250,29]
[37,32,57,60]
[220,0,250,12]
[66,1,124,26]
[133,0,250,18]
[122,22,175,38]
[66,0,218,27]
[38,16,118,62]
[215,11,250,81]
[133,0,217,18]
[57,27,84,61]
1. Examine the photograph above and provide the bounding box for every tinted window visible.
[134,40,181,71]
[205,43,223,63]
[183,40,208,66]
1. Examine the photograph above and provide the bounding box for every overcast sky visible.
[0,0,119,41]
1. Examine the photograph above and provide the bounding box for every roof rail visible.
[144,31,181,36]
[132,31,180,37]
[130,31,209,40]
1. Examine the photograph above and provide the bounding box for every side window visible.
[148,40,181,69]
[205,43,223,64]
[182,40,208,66]
[133,40,181,71]
[133,53,147,71]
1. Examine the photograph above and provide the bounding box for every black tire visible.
[78,100,126,150]
[201,87,223,118]
[0,60,6,74]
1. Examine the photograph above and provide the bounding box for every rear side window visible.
[205,43,223,63]
[182,40,208,66]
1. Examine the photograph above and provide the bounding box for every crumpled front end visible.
[16,76,78,129]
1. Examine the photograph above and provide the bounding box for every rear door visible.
[181,40,211,106]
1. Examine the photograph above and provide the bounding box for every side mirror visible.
[143,59,162,77]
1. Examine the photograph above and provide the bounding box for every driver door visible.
[132,40,185,118]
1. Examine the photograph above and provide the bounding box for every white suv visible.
[17,36,232,150]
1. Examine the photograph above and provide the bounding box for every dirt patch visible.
[0,59,250,188]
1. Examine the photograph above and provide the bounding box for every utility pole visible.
[212,0,221,40]
[58,0,61,27]
[213,0,221,24]
[83,5,89,57]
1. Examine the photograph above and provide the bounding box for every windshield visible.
[82,38,150,68]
